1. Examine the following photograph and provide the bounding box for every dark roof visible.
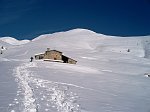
[62,55,77,62]
[62,55,69,58]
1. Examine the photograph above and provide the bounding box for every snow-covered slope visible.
[0,39,11,47]
[1,29,150,112]
[3,29,150,59]
[0,37,30,45]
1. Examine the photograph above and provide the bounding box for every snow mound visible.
[32,28,105,42]
[65,28,97,34]
[0,37,30,45]
[32,34,52,41]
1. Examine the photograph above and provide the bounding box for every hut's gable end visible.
[35,54,44,60]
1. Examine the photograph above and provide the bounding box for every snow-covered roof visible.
[35,53,44,55]
[47,50,62,53]
[44,59,63,62]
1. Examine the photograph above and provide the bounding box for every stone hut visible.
[35,48,77,64]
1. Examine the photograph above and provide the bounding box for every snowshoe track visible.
[9,62,80,112]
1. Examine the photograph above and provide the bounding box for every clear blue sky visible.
[0,0,150,40]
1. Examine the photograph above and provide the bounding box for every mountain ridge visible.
[0,37,30,45]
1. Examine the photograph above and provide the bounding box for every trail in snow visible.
[31,77,80,112]
[9,63,37,112]
[9,62,80,112]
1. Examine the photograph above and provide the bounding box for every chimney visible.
[47,48,50,51]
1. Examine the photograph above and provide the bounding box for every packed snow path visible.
[9,62,80,112]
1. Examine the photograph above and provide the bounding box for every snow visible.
[44,59,64,63]
[1,29,150,112]
[45,63,100,74]
[0,37,30,45]
[13,63,37,112]
[0,40,11,47]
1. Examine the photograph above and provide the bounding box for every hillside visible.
[0,29,150,112]
[0,37,30,46]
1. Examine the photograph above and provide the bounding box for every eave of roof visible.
[35,53,44,55]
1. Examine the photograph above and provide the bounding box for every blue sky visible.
[0,0,150,40]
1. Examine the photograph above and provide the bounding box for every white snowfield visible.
[1,28,150,112]
[0,37,30,46]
